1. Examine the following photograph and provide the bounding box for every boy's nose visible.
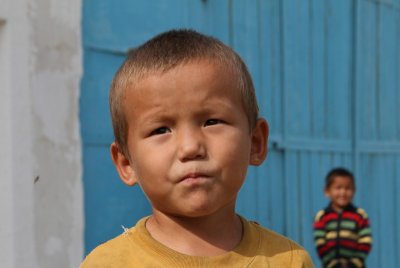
[177,128,206,162]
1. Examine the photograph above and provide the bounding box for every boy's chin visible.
[162,207,232,220]
[170,209,221,219]
[334,202,350,209]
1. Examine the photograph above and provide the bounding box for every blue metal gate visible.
[81,1,400,266]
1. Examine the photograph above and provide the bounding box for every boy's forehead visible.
[126,59,238,92]
[121,59,243,112]
[331,175,354,185]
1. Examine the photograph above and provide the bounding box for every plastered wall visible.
[0,0,83,267]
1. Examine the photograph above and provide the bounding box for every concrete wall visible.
[0,0,83,267]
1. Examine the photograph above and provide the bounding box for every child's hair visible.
[325,167,355,189]
[109,29,259,157]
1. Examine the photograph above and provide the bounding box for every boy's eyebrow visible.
[133,103,237,126]
[134,111,173,125]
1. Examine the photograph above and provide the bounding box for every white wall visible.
[0,0,83,267]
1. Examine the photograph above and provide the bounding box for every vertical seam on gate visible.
[227,0,233,47]
[309,0,314,137]
[397,8,400,142]
[375,4,381,141]
[278,0,287,235]
[256,0,263,220]
[323,1,328,139]
[351,0,359,179]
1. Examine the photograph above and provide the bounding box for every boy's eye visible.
[204,119,223,126]
[150,127,170,136]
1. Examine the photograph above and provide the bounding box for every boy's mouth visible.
[179,172,210,183]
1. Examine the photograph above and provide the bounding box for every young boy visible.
[313,168,372,268]
[81,29,313,267]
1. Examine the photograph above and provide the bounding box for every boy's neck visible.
[331,202,350,212]
[145,210,243,257]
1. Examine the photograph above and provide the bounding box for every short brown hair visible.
[325,167,355,189]
[109,29,259,157]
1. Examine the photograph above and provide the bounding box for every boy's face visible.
[112,60,268,218]
[325,176,355,211]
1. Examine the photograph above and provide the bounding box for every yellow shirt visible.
[81,217,314,267]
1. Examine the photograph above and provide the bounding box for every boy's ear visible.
[324,188,330,198]
[110,142,138,186]
[249,118,269,166]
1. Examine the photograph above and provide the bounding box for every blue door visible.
[81,1,400,266]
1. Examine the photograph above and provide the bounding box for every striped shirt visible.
[313,203,372,268]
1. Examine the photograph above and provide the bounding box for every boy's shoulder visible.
[343,203,370,219]
[80,229,136,267]
[247,220,299,249]
[355,207,369,218]
[244,219,314,267]
[80,219,145,267]
[313,209,326,221]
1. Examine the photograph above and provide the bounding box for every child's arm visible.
[313,210,328,259]
[349,208,372,267]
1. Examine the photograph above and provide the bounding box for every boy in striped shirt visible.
[313,168,372,268]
